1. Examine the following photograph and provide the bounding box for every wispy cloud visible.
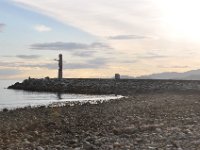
[30,42,111,51]
[136,52,168,59]
[0,68,21,76]
[0,61,31,68]
[158,65,189,69]
[108,35,148,40]
[0,57,109,70]
[34,24,52,32]
[13,0,159,37]
[72,51,96,57]
[40,57,109,70]
[3,55,41,59]
[0,23,5,32]
[16,55,41,59]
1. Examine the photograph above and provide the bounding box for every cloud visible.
[0,69,21,76]
[34,24,52,32]
[137,52,168,59]
[87,57,108,66]
[0,23,5,32]
[3,55,41,59]
[120,60,138,64]
[16,55,41,59]
[158,65,189,69]
[31,62,104,70]
[72,51,96,57]
[42,57,109,70]
[65,62,105,69]
[108,35,148,40]
[13,0,159,37]
[0,62,23,68]
[0,57,109,70]
[65,58,108,69]
[30,42,111,51]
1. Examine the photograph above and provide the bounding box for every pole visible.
[58,54,63,79]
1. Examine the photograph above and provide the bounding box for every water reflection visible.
[57,93,62,100]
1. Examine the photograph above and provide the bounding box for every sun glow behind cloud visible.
[156,0,200,41]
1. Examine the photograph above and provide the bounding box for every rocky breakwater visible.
[8,78,116,94]
[8,78,200,95]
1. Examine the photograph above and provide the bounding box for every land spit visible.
[2,79,200,149]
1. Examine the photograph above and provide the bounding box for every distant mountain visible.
[137,69,200,80]
[120,75,134,79]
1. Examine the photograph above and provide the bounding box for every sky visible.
[1,0,200,79]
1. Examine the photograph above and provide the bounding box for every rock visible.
[34,130,39,136]
[148,146,157,149]
[113,142,121,148]
[3,108,8,112]
[83,141,96,150]
[85,136,96,144]
[140,124,163,131]
[23,139,30,145]
[10,130,17,134]
[155,128,162,133]
[123,125,138,134]
[25,134,33,140]
[37,146,45,150]
[68,139,78,145]
[113,125,137,135]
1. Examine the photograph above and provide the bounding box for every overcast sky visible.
[1,0,200,79]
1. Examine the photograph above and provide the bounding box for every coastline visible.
[1,91,200,149]
[3,78,200,149]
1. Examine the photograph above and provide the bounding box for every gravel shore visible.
[1,92,200,149]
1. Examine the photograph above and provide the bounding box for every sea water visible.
[0,80,123,110]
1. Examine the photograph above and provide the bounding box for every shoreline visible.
[1,91,200,149]
[0,94,124,111]
[3,78,200,149]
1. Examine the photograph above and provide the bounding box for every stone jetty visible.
[8,77,200,94]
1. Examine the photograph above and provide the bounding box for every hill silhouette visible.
[137,69,200,80]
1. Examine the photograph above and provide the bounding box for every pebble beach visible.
[1,91,200,149]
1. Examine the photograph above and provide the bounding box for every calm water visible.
[0,80,122,110]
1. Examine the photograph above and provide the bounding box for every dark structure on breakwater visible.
[58,54,63,79]
[8,78,200,95]
[55,54,63,79]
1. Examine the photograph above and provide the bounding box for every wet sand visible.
[1,92,200,149]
